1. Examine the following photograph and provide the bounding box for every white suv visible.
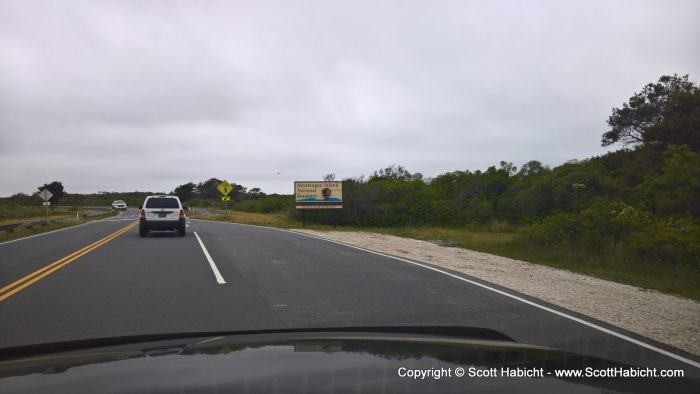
[139,195,186,237]
[112,200,127,210]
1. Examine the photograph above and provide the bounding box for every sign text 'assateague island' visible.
[294,181,343,209]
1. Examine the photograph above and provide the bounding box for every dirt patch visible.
[293,229,700,356]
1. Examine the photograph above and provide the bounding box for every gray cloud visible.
[1,0,699,195]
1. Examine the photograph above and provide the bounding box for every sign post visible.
[38,189,53,224]
[217,180,234,216]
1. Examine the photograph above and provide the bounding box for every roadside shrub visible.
[232,199,262,212]
[486,219,516,233]
[527,212,581,246]
[628,217,700,269]
[461,197,494,224]
[429,200,459,226]
[260,195,292,213]
[528,199,700,268]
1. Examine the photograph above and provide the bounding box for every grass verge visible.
[0,210,119,243]
[358,227,700,301]
[191,211,298,228]
[0,215,73,226]
[192,210,700,301]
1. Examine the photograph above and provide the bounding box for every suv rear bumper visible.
[140,217,185,231]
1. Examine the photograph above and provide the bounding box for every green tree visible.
[173,182,197,202]
[636,144,700,218]
[231,184,247,199]
[645,88,700,150]
[499,161,517,176]
[196,178,223,199]
[602,74,698,148]
[7,193,35,206]
[248,188,265,198]
[37,181,65,203]
[370,164,422,181]
[518,160,549,177]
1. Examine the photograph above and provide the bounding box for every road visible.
[1,208,698,377]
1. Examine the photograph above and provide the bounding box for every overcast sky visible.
[1,0,699,196]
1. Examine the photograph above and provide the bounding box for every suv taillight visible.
[140,209,145,217]
[179,209,184,217]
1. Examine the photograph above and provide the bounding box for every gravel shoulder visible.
[293,229,700,356]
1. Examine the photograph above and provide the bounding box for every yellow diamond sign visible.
[217,180,233,196]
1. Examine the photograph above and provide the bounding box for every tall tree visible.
[518,160,549,177]
[173,182,197,202]
[602,74,698,148]
[323,173,336,181]
[637,144,700,218]
[370,164,422,181]
[499,161,517,176]
[645,88,700,150]
[248,188,265,198]
[196,178,223,199]
[37,181,64,203]
[231,184,246,199]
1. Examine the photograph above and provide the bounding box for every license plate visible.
[158,213,168,218]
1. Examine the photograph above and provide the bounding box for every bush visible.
[260,195,292,213]
[628,217,700,269]
[527,212,581,247]
[228,195,291,213]
[528,199,700,268]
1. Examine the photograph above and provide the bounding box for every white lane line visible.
[287,230,700,370]
[194,231,226,284]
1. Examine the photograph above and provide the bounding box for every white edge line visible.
[194,231,226,284]
[289,231,700,369]
[189,219,700,369]
[195,336,225,345]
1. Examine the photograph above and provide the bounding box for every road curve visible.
[0,209,698,378]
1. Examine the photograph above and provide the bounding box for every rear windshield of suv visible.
[145,198,179,209]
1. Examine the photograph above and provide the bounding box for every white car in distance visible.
[111,200,127,211]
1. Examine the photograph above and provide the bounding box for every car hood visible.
[0,327,696,393]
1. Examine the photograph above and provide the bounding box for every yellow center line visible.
[0,221,138,302]
[0,221,137,295]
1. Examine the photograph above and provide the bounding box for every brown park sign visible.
[294,181,343,209]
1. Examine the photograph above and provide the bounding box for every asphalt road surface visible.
[1,208,698,377]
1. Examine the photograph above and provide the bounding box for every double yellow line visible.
[0,221,138,302]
